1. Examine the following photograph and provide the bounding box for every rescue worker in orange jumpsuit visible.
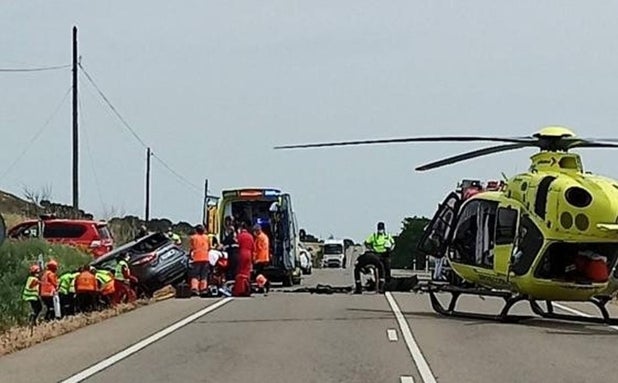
[75,266,98,313]
[23,264,42,326]
[233,220,254,297]
[189,224,210,296]
[252,223,271,292]
[114,253,138,304]
[40,260,59,320]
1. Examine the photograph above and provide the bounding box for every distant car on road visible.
[8,216,114,258]
[90,232,189,297]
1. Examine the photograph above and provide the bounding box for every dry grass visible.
[0,286,176,357]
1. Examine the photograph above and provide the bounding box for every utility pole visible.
[202,179,208,227]
[72,26,79,209]
[145,147,152,221]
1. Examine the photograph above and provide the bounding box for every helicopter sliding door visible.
[417,192,461,258]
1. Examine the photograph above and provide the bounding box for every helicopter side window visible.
[451,200,498,268]
[495,207,518,245]
[511,215,543,276]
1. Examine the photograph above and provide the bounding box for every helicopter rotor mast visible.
[274,126,618,171]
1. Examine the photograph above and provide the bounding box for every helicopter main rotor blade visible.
[415,143,530,171]
[273,135,535,150]
[571,142,618,148]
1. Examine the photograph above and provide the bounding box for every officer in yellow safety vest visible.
[57,270,80,317]
[23,264,42,326]
[364,222,396,283]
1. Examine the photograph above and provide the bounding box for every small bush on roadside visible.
[0,240,91,332]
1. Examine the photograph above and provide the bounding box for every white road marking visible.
[387,328,399,342]
[59,297,233,383]
[400,376,415,383]
[385,292,437,383]
[553,302,618,331]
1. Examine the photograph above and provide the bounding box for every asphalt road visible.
[2,256,618,383]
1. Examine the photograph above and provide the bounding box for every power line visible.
[78,63,149,149]
[77,63,202,196]
[0,64,70,72]
[0,86,72,180]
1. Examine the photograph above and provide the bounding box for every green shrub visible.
[0,240,91,332]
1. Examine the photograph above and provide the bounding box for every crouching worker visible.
[114,253,137,304]
[96,269,116,308]
[75,266,98,313]
[353,251,386,294]
[208,248,230,296]
[57,270,80,317]
[22,264,42,326]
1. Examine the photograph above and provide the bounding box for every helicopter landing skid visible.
[529,298,618,326]
[427,284,533,323]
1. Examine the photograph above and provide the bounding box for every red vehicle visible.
[8,217,114,258]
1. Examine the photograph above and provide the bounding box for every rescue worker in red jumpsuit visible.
[233,220,254,297]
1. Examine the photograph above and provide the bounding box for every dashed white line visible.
[400,376,415,383]
[553,302,618,331]
[59,297,233,383]
[385,292,437,383]
[387,328,399,342]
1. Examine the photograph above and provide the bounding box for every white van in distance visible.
[322,239,346,268]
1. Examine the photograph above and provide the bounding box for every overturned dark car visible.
[90,232,189,297]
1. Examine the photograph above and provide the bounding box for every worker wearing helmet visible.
[57,269,80,317]
[114,252,138,304]
[75,265,98,313]
[364,222,395,284]
[166,227,182,246]
[23,264,42,326]
[40,260,59,320]
[189,224,210,296]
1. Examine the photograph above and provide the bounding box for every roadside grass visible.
[0,239,92,332]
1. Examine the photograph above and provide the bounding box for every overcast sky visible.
[2,1,618,241]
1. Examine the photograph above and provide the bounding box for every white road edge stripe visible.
[387,328,399,342]
[400,376,415,383]
[59,297,233,383]
[553,302,618,331]
[385,292,437,383]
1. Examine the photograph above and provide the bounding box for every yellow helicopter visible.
[275,126,618,324]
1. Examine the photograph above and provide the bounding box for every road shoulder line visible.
[385,292,437,383]
[59,297,233,383]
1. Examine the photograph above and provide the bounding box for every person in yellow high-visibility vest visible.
[23,264,42,326]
